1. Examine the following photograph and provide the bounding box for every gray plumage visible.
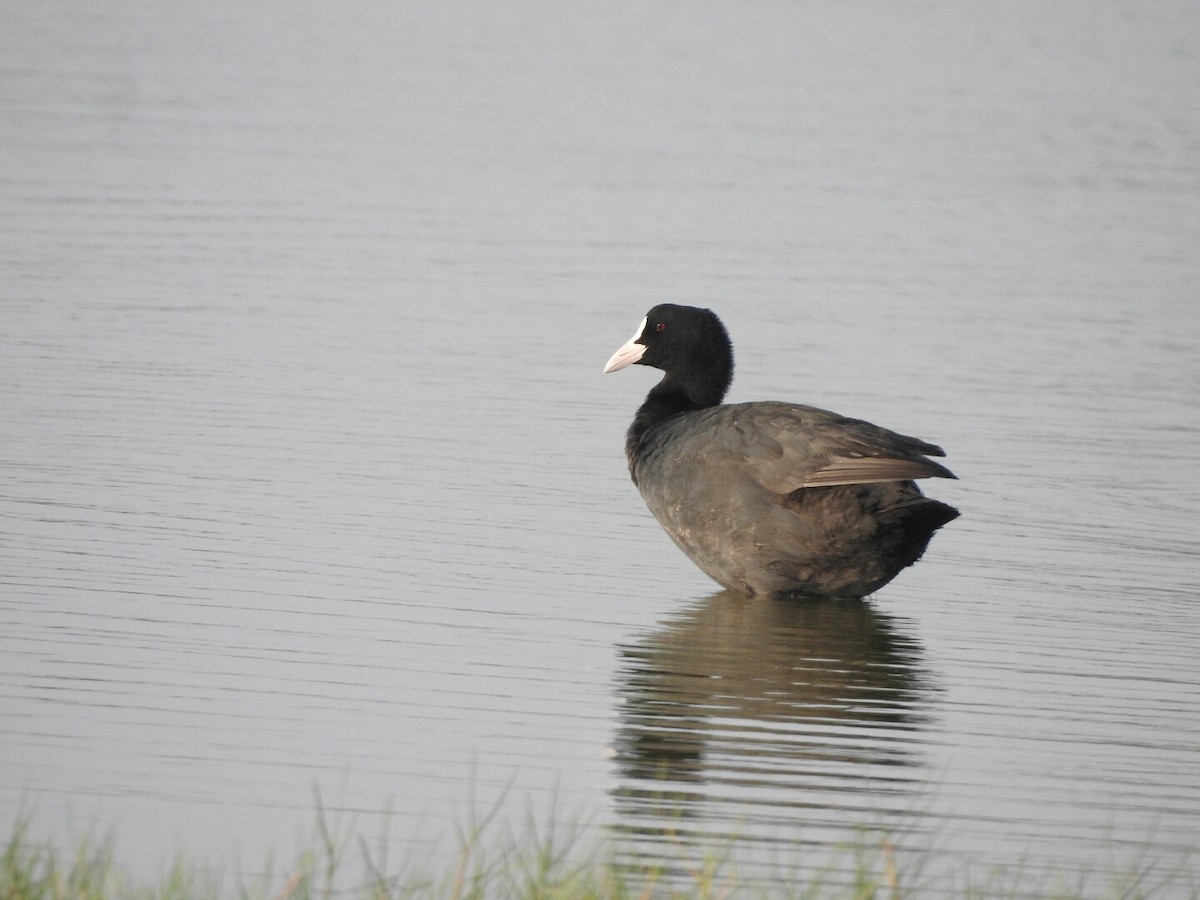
[605,304,958,599]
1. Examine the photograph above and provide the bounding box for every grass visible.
[2,796,1196,900]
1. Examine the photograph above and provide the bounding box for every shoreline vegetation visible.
[3,799,1196,900]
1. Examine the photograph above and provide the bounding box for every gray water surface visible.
[3,0,1199,892]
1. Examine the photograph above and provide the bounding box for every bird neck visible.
[625,369,730,482]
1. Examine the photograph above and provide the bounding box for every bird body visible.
[605,304,958,599]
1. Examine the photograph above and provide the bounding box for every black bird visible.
[603,304,959,599]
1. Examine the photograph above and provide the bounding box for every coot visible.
[603,304,958,599]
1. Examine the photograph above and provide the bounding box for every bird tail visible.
[878,497,960,569]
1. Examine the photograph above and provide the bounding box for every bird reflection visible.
[612,592,933,839]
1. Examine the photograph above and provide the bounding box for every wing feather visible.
[700,401,955,495]
[799,455,956,487]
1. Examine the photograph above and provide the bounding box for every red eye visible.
[656,322,667,332]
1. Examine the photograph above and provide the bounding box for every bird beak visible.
[603,317,647,373]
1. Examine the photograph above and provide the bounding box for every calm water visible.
[3,0,1199,893]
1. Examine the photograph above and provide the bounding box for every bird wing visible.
[709,401,955,495]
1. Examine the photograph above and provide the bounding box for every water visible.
[3,0,1198,892]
